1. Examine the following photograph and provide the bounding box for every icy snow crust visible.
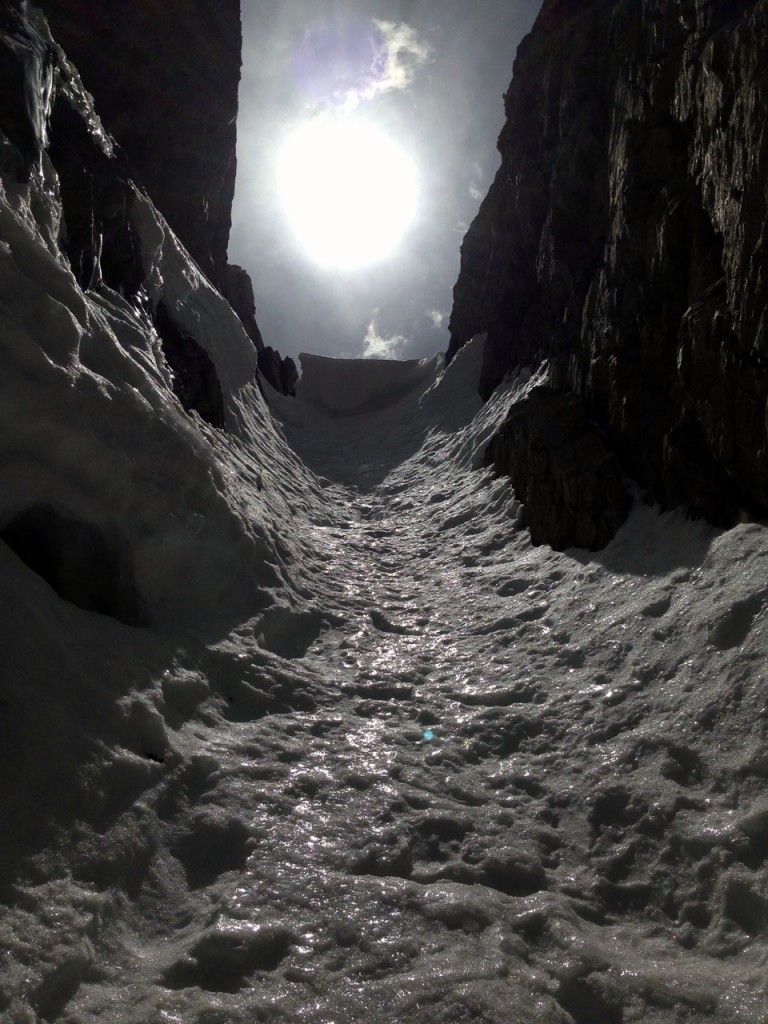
[2,164,768,1022]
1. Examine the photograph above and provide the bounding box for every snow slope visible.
[0,139,311,628]
[2,284,768,1023]
[3,10,767,1021]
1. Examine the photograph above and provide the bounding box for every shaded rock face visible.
[223,263,299,395]
[36,0,241,292]
[258,347,299,398]
[154,303,226,429]
[48,86,143,295]
[486,387,630,550]
[0,2,238,432]
[34,1,297,398]
[0,0,54,179]
[0,3,143,297]
[3,0,296,398]
[223,263,265,350]
[449,0,768,527]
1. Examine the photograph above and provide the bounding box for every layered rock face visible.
[450,0,768,529]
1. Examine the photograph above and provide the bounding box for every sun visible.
[276,119,418,270]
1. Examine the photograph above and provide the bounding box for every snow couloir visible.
[2,7,768,1023]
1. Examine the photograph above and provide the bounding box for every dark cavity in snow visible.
[0,504,148,626]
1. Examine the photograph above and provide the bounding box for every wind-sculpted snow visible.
[4,3,765,1019]
[2,330,768,1021]
[0,54,316,628]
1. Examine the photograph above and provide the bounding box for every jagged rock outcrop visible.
[258,346,299,397]
[223,263,266,350]
[224,262,299,395]
[450,0,768,528]
[35,0,296,396]
[35,0,240,293]
[486,387,631,549]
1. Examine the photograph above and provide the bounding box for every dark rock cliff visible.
[486,387,631,550]
[449,0,768,530]
[0,1,230,430]
[36,0,240,292]
[35,0,296,395]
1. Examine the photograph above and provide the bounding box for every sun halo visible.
[276,119,418,271]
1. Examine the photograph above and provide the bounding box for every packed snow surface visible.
[2,165,768,1020]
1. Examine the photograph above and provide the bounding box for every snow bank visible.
[3,290,768,1020]
[0,65,313,628]
[297,351,442,415]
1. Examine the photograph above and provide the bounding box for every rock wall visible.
[35,0,297,394]
[486,387,631,550]
[35,0,240,291]
[449,0,768,527]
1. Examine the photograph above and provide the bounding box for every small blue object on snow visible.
[423,730,434,741]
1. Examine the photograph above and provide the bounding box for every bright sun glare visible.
[277,119,418,270]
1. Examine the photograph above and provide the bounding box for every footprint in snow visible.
[708,591,766,650]
[369,609,413,634]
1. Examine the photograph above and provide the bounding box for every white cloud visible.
[372,20,431,96]
[362,315,408,359]
[469,161,485,202]
[328,21,431,111]
[293,18,430,114]
[429,309,446,329]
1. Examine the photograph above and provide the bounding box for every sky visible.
[230,1,541,362]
